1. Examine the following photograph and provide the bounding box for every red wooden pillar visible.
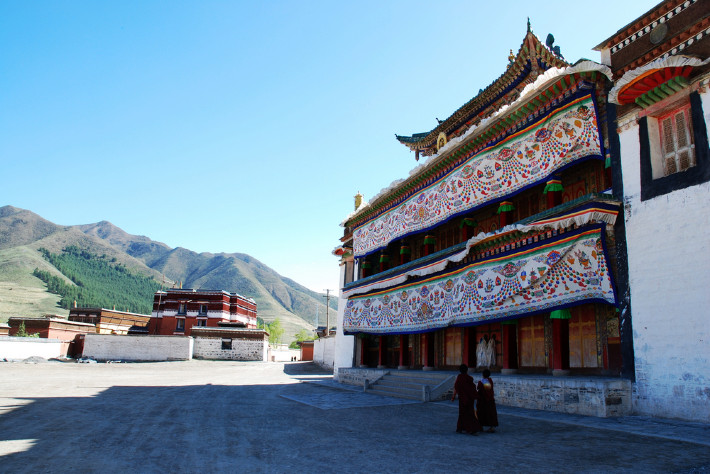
[399,243,411,266]
[462,328,471,367]
[460,218,476,241]
[604,155,612,189]
[422,333,432,370]
[550,309,571,375]
[423,235,436,256]
[378,335,386,368]
[501,321,518,373]
[361,261,371,279]
[398,334,408,369]
[544,176,563,208]
[498,201,515,227]
[360,337,367,367]
[379,252,389,273]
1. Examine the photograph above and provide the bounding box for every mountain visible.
[0,205,336,340]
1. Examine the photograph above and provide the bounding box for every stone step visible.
[367,385,422,401]
[386,371,452,382]
[377,379,431,390]
[372,382,424,395]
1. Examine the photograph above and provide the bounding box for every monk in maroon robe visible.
[476,368,499,432]
[451,364,482,434]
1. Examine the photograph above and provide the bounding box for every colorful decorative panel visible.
[344,226,615,335]
[353,92,603,258]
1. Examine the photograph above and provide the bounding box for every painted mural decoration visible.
[353,93,603,258]
[344,226,615,334]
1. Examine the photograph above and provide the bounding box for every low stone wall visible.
[193,337,267,361]
[491,374,632,417]
[0,337,64,361]
[82,334,193,361]
[337,368,631,417]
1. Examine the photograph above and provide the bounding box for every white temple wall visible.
[333,262,355,379]
[617,90,710,422]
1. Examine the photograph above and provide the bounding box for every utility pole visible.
[323,289,333,336]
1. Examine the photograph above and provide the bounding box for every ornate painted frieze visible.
[344,226,615,335]
[353,93,603,258]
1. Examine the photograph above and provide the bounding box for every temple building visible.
[333,2,709,422]
[335,25,624,380]
[596,0,710,422]
[149,289,257,336]
[68,307,150,335]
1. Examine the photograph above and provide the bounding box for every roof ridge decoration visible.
[394,29,569,156]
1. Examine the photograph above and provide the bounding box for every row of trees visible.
[256,317,317,347]
[34,246,162,314]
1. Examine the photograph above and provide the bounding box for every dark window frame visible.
[639,91,710,201]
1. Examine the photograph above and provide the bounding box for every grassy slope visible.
[0,246,70,323]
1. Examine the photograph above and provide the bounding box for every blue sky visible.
[0,1,658,293]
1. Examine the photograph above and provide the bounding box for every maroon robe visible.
[476,377,499,428]
[453,373,482,433]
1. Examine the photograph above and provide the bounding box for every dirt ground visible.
[1,359,709,473]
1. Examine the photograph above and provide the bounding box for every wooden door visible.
[569,306,598,368]
[519,315,545,367]
[444,327,463,367]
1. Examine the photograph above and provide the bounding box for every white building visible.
[596,0,710,422]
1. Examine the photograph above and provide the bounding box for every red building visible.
[149,289,257,336]
[7,315,96,357]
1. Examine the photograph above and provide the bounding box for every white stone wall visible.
[333,263,355,379]
[314,335,336,370]
[0,337,63,361]
[82,334,193,361]
[617,87,710,422]
[193,337,267,361]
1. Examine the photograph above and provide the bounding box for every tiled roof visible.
[395,30,569,154]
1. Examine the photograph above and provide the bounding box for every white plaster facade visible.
[82,334,193,361]
[617,82,710,422]
[333,261,355,379]
[0,337,64,361]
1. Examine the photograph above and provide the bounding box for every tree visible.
[266,318,284,345]
[289,328,316,349]
[16,321,39,338]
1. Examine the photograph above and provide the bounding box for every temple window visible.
[221,338,232,350]
[175,318,185,332]
[199,304,208,315]
[178,303,186,315]
[656,103,695,177]
[639,91,710,201]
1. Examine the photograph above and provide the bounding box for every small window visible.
[639,91,710,201]
[175,319,185,332]
[658,105,695,177]
[199,304,208,315]
[197,319,207,327]
[178,303,186,315]
[221,338,232,350]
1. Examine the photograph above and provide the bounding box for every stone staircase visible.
[366,370,455,402]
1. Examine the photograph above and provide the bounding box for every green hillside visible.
[33,246,162,314]
[0,206,337,341]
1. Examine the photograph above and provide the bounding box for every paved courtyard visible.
[1,360,708,473]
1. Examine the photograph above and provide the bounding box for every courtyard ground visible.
[0,359,708,473]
